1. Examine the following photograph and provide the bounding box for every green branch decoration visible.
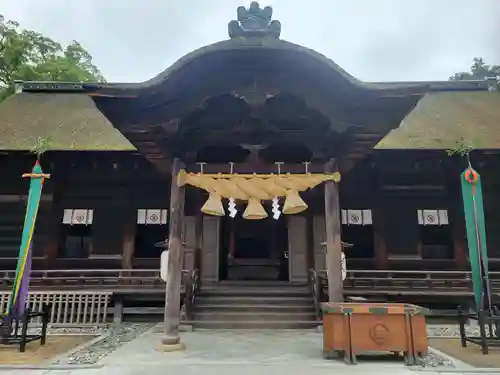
[446,138,473,158]
[29,136,53,160]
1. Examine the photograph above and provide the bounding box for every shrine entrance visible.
[88,1,431,344]
[219,215,289,281]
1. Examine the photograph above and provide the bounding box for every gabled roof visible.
[0,82,498,152]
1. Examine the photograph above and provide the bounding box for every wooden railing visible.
[0,269,192,291]
[308,269,322,320]
[182,269,200,320]
[314,269,500,297]
[0,291,111,327]
[3,268,499,297]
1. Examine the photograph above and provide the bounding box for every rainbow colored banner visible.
[6,161,49,318]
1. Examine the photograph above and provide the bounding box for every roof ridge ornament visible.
[228,2,281,39]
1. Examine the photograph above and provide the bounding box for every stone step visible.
[189,319,320,329]
[195,304,316,313]
[215,281,307,287]
[194,311,317,322]
[195,295,314,306]
[198,288,310,298]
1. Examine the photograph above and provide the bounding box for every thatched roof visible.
[0,89,498,151]
[376,91,500,149]
[0,92,134,151]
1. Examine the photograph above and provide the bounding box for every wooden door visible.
[201,216,220,284]
[288,216,308,283]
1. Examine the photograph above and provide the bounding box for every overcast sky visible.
[1,0,499,82]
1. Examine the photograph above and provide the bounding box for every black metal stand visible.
[0,304,50,352]
[458,305,500,355]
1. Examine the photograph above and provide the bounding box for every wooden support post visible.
[113,297,124,325]
[450,194,468,269]
[372,162,388,269]
[158,158,186,352]
[194,212,203,271]
[443,158,467,270]
[41,195,61,265]
[324,159,343,302]
[193,191,204,271]
[121,224,136,270]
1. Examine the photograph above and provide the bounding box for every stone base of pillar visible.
[156,335,185,352]
[156,341,186,352]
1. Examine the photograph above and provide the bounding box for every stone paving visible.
[0,324,498,375]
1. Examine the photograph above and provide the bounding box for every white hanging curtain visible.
[341,209,373,225]
[417,209,449,226]
[62,209,93,225]
[137,209,168,225]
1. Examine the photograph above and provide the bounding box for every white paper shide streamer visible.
[272,197,281,220]
[228,197,237,218]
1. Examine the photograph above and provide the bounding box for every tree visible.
[0,15,105,102]
[450,57,499,81]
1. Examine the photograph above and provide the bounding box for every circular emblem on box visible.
[369,323,390,345]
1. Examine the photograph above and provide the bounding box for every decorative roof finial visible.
[228,2,281,39]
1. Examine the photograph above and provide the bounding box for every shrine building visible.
[0,2,499,327]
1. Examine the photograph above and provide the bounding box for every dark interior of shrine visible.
[219,214,289,281]
[134,225,167,258]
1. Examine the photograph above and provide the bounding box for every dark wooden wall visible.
[0,149,499,271]
[0,151,169,270]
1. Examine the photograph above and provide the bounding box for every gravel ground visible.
[50,323,154,365]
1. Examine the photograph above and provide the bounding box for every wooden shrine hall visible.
[0,2,500,331]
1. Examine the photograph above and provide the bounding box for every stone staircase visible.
[189,281,319,329]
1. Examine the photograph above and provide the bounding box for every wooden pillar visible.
[449,195,467,269]
[324,159,343,302]
[159,158,186,351]
[372,199,388,269]
[373,223,388,269]
[41,199,61,264]
[372,162,388,269]
[42,186,64,266]
[443,159,468,270]
[194,212,203,271]
[121,223,136,270]
[449,186,468,270]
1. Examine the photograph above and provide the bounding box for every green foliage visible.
[450,57,499,81]
[446,138,473,157]
[29,136,53,160]
[0,15,105,102]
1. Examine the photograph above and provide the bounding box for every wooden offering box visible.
[321,302,428,365]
